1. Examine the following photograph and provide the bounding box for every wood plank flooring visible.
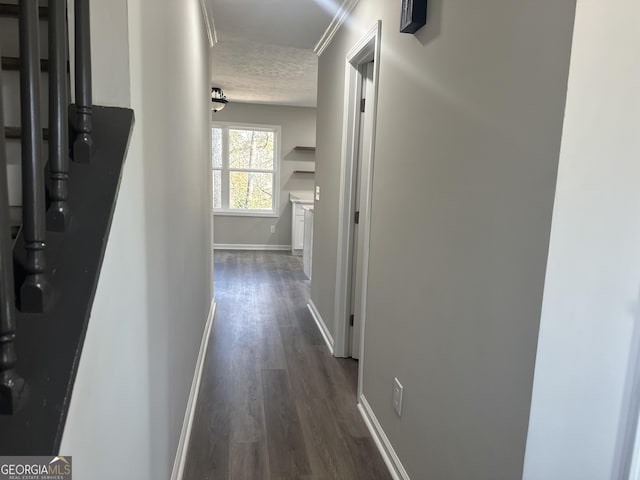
[184,251,391,480]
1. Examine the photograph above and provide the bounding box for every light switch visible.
[315,185,320,201]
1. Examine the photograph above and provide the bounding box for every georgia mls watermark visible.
[0,457,71,480]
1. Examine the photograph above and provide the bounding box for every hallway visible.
[184,251,391,480]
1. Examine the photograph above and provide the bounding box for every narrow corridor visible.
[184,251,391,480]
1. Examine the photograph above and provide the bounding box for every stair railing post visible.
[73,0,92,163]
[0,49,26,414]
[47,0,70,231]
[19,0,50,313]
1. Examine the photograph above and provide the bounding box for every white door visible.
[349,61,375,359]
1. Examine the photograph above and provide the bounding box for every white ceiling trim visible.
[313,0,361,56]
[200,0,218,47]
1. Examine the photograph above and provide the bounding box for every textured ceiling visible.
[209,0,338,107]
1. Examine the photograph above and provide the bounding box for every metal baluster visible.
[73,0,92,163]
[19,0,50,313]
[0,50,26,414]
[47,0,70,231]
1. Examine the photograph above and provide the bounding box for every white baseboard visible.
[171,299,217,480]
[214,243,290,251]
[307,300,334,355]
[358,395,410,480]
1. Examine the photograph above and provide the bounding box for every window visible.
[212,123,280,216]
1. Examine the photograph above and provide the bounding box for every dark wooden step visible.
[0,4,48,19]
[1,56,49,72]
[4,127,49,141]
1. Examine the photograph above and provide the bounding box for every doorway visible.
[332,21,381,397]
[348,61,375,359]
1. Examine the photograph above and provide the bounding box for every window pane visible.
[212,128,222,168]
[229,129,274,170]
[213,170,221,209]
[229,172,273,210]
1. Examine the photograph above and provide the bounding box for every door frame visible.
[332,20,381,388]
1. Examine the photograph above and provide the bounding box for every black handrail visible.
[47,0,70,231]
[18,0,50,313]
[73,0,92,163]
[0,48,26,415]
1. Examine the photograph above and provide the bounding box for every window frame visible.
[212,121,281,218]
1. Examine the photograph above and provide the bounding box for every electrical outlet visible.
[270,225,276,233]
[392,377,403,417]
[315,185,320,201]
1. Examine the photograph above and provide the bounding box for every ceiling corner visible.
[200,0,218,47]
[313,0,361,56]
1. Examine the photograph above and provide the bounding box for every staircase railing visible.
[73,0,92,162]
[18,0,49,313]
[0,0,94,415]
[47,0,71,232]
[0,48,25,415]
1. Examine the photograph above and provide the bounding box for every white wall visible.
[90,0,131,107]
[60,2,213,480]
[67,0,131,107]
[211,102,316,247]
[312,0,575,478]
[523,1,640,478]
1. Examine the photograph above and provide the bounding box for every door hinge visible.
[350,314,355,326]
[354,211,360,224]
[360,98,366,113]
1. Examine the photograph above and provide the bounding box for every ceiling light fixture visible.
[211,87,228,112]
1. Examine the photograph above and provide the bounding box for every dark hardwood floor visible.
[184,251,391,480]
